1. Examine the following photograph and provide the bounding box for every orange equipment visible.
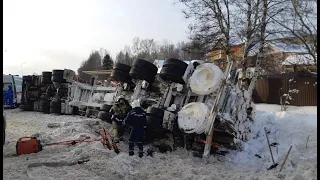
[16,137,43,155]
[16,128,117,155]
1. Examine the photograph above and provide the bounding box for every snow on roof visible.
[270,42,308,53]
[282,54,316,65]
[247,42,309,56]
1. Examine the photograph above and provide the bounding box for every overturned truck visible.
[100,58,256,157]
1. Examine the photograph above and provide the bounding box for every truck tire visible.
[40,99,50,114]
[163,58,188,69]
[159,58,188,84]
[100,104,112,112]
[110,71,131,83]
[42,71,52,77]
[19,104,33,111]
[146,107,164,119]
[131,59,158,75]
[159,67,186,84]
[98,111,112,124]
[129,67,156,83]
[23,76,33,82]
[129,59,158,83]
[42,76,52,84]
[50,100,61,114]
[52,75,65,83]
[113,63,131,73]
[129,69,158,83]
[85,108,92,117]
[146,116,163,131]
[189,63,224,95]
[72,106,79,115]
[52,70,64,75]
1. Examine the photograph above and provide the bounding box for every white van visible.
[3,74,23,106]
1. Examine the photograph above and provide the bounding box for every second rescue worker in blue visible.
[124,99,147,158]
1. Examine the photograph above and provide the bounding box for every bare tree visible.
[158,40,180,59]
[177,41,206,60]
[269,0,317,72]
[115,50,133,66]
[179,0,234,57]
[232,0,261,69]
[77,51,102,82]
[131,37,159,62]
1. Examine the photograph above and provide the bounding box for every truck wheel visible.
[52,75,65,83]
[110,71,132,83]
[146,107,164,119]
[72,106,79,115]
[131,59,158,73]
[98,111,112,124]
[159,58,188,84]
[40,99,50,114]
[52,69,64,75]
[42,71,52,77]
[100,104,112,112]
[159,67,186,84]
[110,63,132,83]
[163,58,188,69]
[19,104,33,111]
[146,116,163,131]
[50,100,61,114]
[23,76,33,82]
[129,67,156,83]
[42,76,52,84]
[113,63,131,73]
[85,108,92,117]
[189,63,224,95]
[129,59,158,83]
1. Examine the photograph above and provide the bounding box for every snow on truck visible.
[98,58,256,157]
[19,57,256,157]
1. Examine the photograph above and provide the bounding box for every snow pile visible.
[228,104,317,179]
[189,63,225,95]
[3,105,317,180]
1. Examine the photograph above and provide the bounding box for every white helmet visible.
[116,95,125,102]
[131,99,141,108]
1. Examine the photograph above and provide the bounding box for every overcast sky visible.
[3,0,190,76]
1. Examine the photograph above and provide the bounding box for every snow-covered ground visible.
[3,104,317,180]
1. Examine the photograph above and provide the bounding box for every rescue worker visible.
[7,85,14,108]
[124,99,147,158]
[109,95,132,143]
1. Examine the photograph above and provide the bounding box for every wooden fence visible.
[253,72,317,106]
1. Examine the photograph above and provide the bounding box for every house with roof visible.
[206,35,316,74]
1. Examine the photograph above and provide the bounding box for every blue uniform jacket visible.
[124,107,147,142]
[124,107,147,129]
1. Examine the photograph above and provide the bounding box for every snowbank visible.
[3,104,317,180]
